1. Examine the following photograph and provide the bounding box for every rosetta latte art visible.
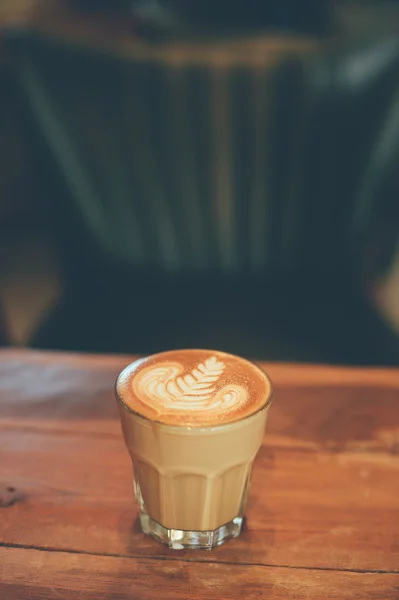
[132,356,248,417]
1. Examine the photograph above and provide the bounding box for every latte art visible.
[133,356,248,417]
[117,349,271,426]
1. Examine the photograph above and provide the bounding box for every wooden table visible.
[1,349,399,599]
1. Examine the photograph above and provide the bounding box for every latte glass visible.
[115,351,273,550]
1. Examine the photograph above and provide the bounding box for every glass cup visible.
[115,353,272,550]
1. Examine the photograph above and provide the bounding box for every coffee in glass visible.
[115,349,272,549]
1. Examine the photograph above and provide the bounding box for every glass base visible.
[139,510,244,550]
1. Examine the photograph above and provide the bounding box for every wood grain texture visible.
[2,547,399,600]
[1,349,399,599]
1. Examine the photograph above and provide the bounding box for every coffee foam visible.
[116,349,272,426]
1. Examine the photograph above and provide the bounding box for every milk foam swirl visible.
[132,356,248,417]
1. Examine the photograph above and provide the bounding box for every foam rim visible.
[115,349,274,430]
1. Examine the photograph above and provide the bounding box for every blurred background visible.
[1,0,399,364]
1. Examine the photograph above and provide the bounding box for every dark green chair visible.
[6,30,399,364]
